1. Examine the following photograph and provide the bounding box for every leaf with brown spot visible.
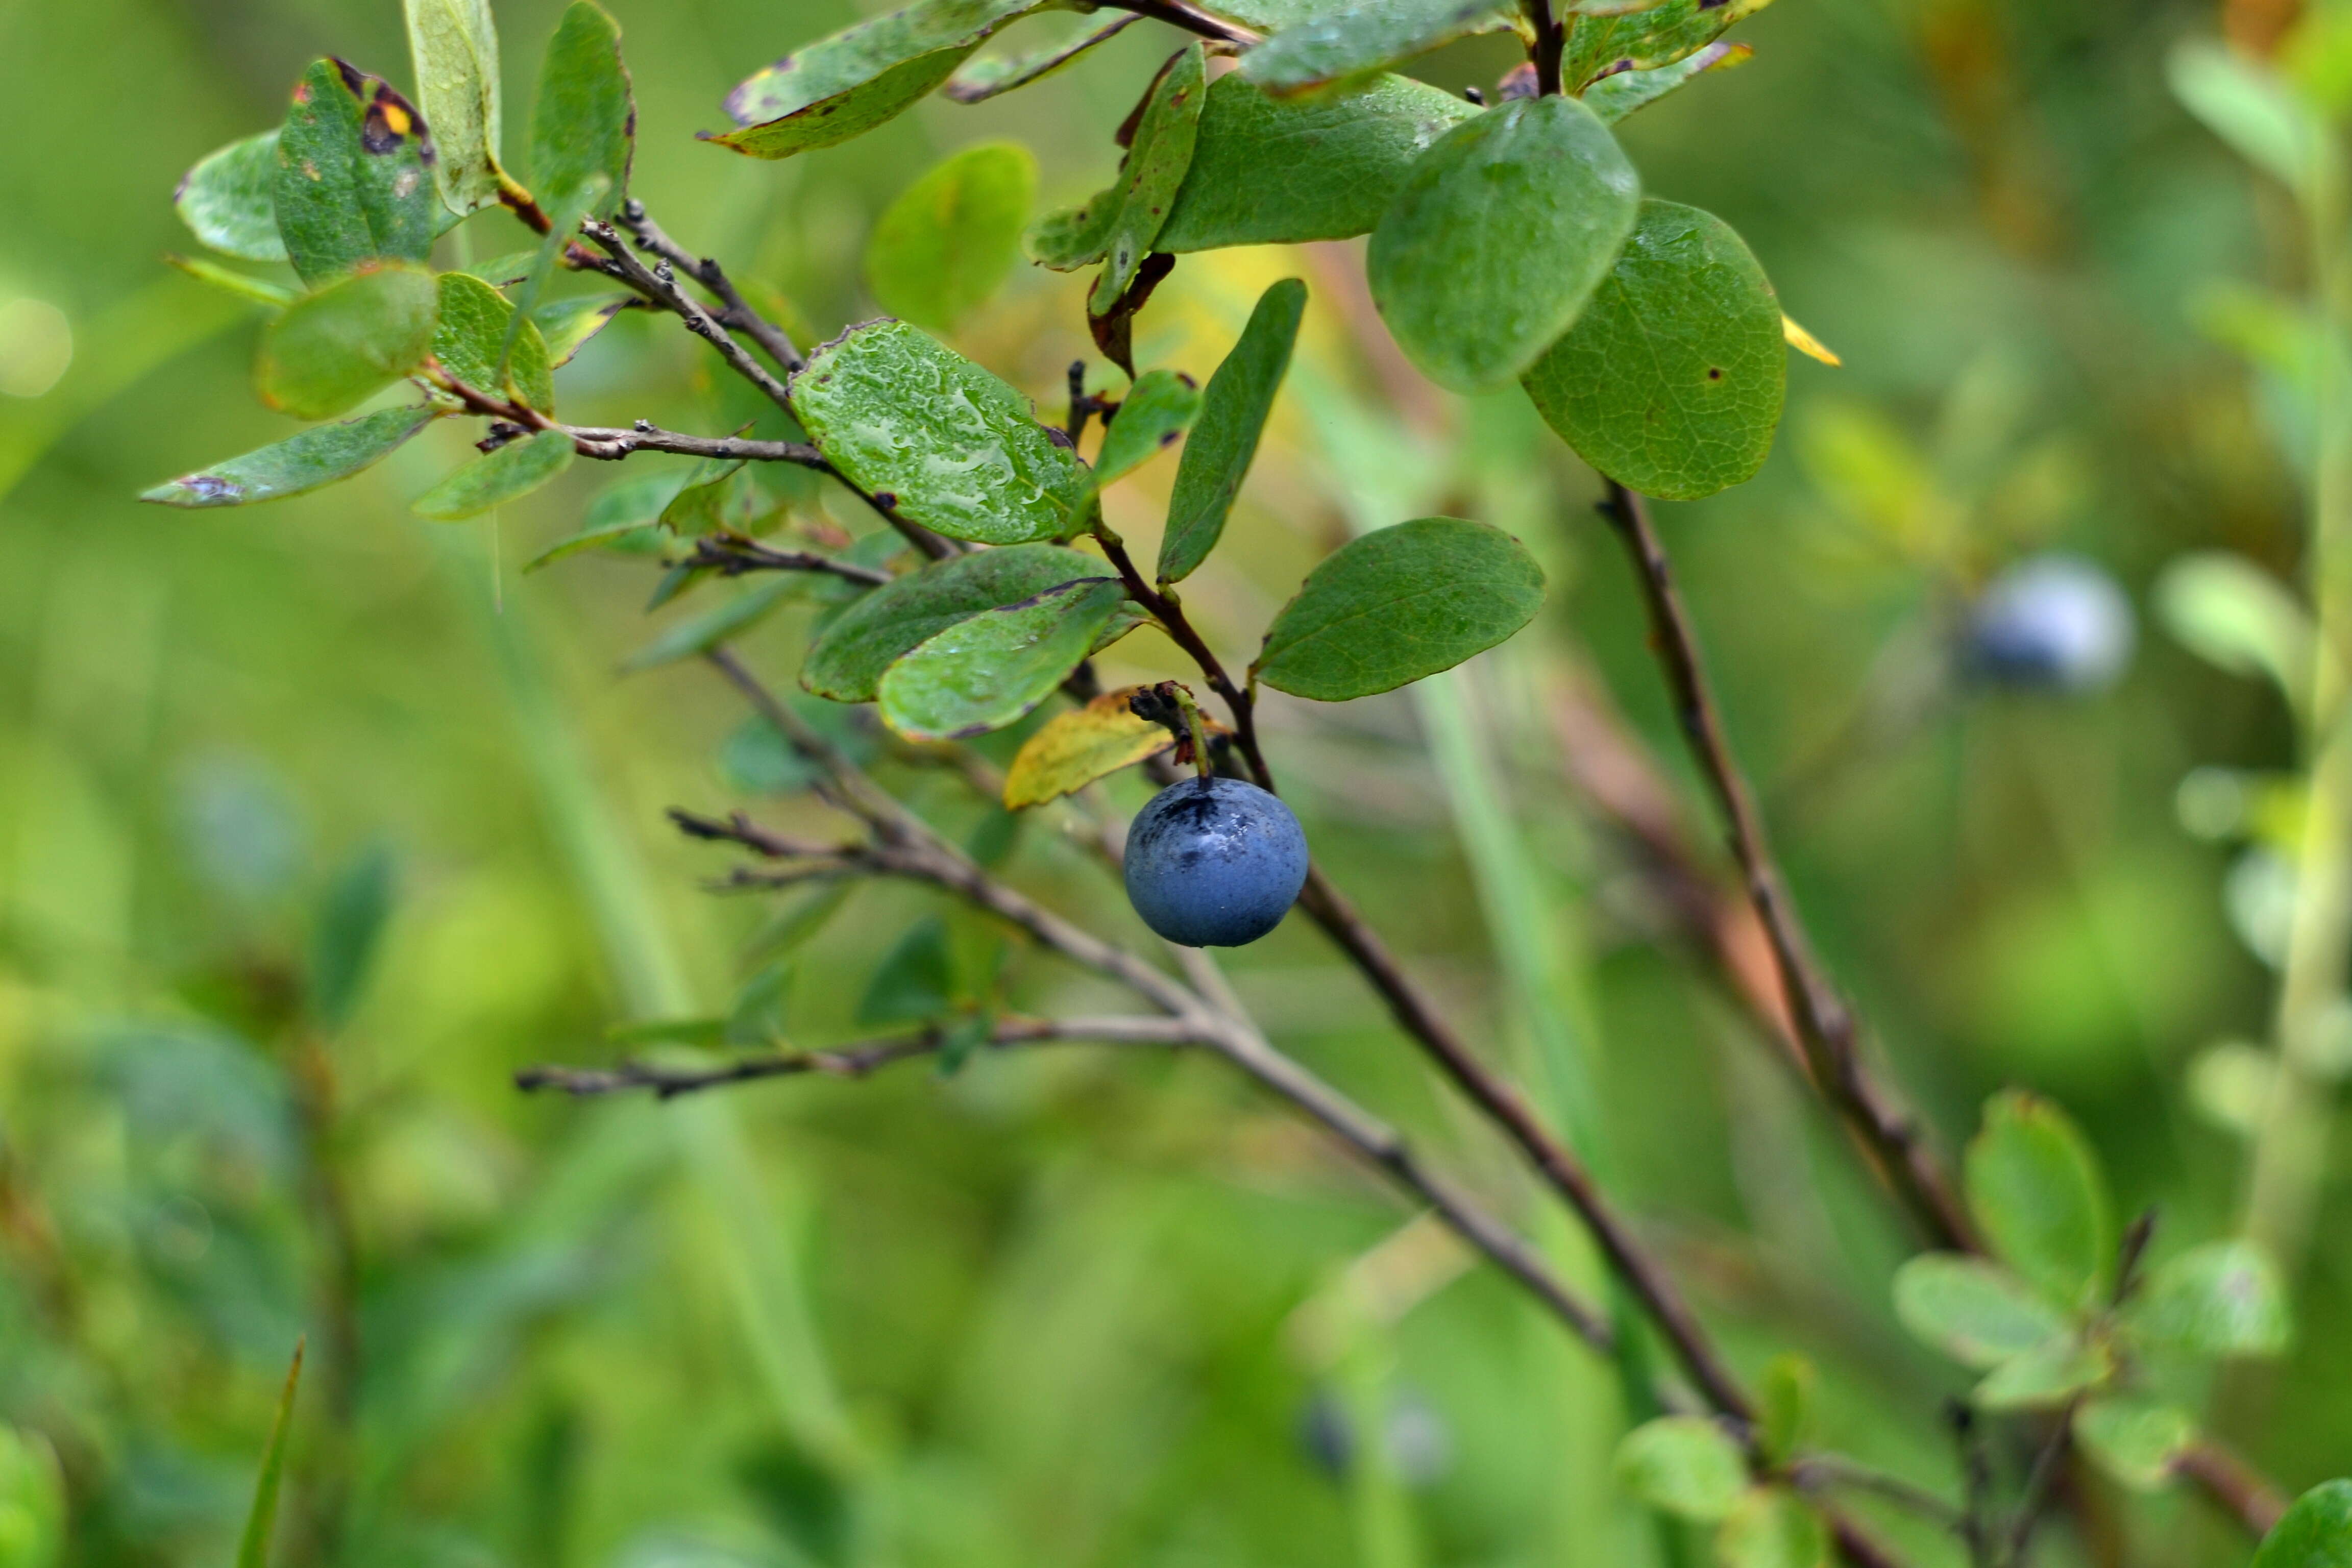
[275,58,439,285]
[1002,688,1186,807]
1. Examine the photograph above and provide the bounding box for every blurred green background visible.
[0,0,2339,1562]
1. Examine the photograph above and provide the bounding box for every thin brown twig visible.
[613,200,805,373]
[688,650,1617,1351]
[1596,481,1977,1251]
[1101,0,1261,44]
[679,536,894,586]
[516,1015,1193,1098]
[1092,530,1277,788]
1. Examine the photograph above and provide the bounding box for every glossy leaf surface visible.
[791,320,1094,545]
[803,544,1110,701]
[1238,0,1515,100]
[877,577,1130,740]
[1562,0,1773,92]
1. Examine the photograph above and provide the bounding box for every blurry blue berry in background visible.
[1298,1387,1453,1486]
[1965,553,2137,694]
[1124,776,1309,947]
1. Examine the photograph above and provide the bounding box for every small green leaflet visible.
[622,577,806,671]
[791,320,1094,545]
[235,1341,305,1568]
[531,2,634,216]
[877,577,1131,741]
[412,428,575,520]
[433,272,555,411]
[2252,1481,2352,1568]
[275,59,439,286]
[1523,200,1784,501]
[256,262,440,420]
[710,0,1044,160]
[1584,40,1750,123]
[1891,1254,2070,1370]
[803,544,1112,700]
[143,405,439,507]
[1964,1090,2115,1312]
[866,142,1039,332]
[1094,369,1200,483]
[1368,94,1639,394]
[1563,0,1773,93]
[1090,46,1208,314]
[1157,278,1305,584]
[946,15,1139,102]
[1237,0,1516,101]
[403,0,507,215]
[1614,1417,1748,1522]
[1254,517,1545,700]
[176,131,287,262]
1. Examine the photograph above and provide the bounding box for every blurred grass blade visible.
[237,1338,305,1568]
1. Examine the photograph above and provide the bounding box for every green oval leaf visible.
[803,544,1109,701]
[1368,94,1640,394]
[712,0,1042,160]
[1524,199,1785,500]
[1972,1333,2113,1411]
[946,15,1137,102]
[176,131,288,263]
[1892,1254,2071,1370]
[167,254,300,310]
[412,427,575,520]
[2123,1239,2292,1358]
[1755,1355,1816,1468]
[878,577,1132,741]
[530,2,633,214]
[1158,278,1306,584]
[433,272,556,411]
[275,59,439,286]
[1254,517,1545,701]
[2255,1480,2352,1568]
[1965,1090,2116,1312]
[1563,0,1772,93]
[866,142,1040,332]
[791,320,1095,545]
[1090,46,1208,314]
[1238,0,1516,100]
[256,262,440,420]
[1613,1416,1748,1522]
[142,404,440,508]
[2154,551,2313,713]
[1714,1487,1829,1568]
[1156,74,1478,255]
[403,0,507,215]
[2073,1396,2196,1492]
[1095,368,1201,484]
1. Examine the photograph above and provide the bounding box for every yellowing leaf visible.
[1781,312,1841,366]
[1002,688,1180,807]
